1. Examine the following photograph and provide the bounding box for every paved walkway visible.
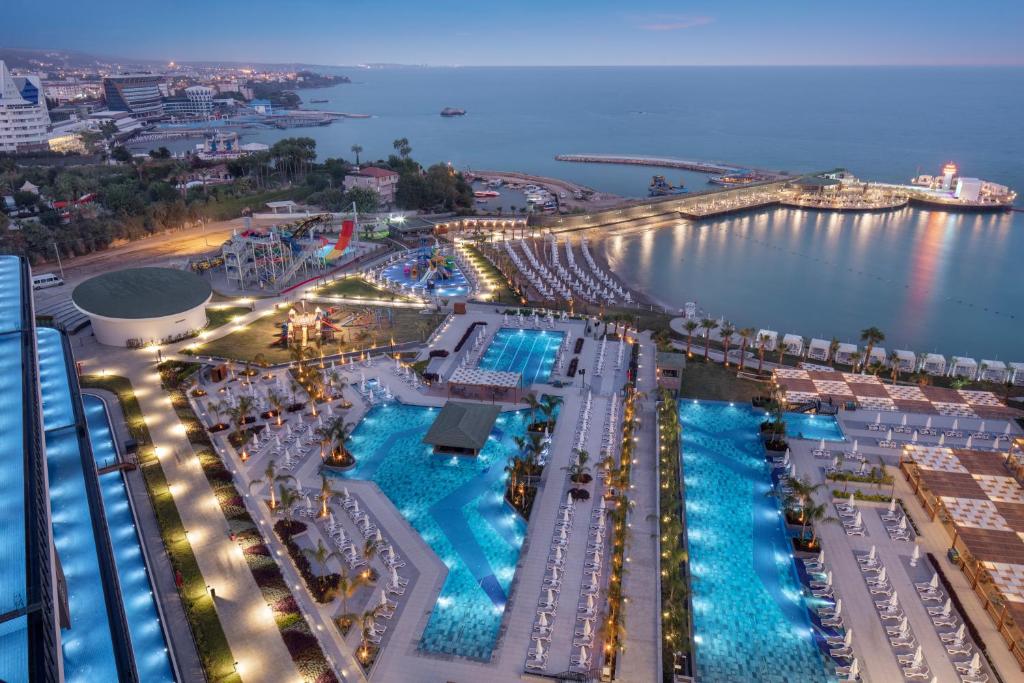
[73,336,299,683]
[617,333,661,682]
[84,388,205,683]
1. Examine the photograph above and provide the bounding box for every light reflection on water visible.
[604,207,1020,359]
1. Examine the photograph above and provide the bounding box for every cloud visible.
[638,16,714,31]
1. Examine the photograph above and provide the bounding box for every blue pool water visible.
[784,413,845,442]
[84,395,175,683]
[36,328,120,683]
[381,255,469,297]
[478,328,564,385]
[336,402,530,659]
[680,401,832,683]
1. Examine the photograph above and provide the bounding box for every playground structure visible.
[218,214,360,291]
[377,242,470,297]
[274,302,395,348]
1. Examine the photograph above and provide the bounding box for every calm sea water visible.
[244,67,1023,359]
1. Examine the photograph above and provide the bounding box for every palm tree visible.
[392,137,412,158]
[848,351,862,373]
[336,566,367,632]
[804,501,839,547]
[520,392,541,425]
[319,417,355,465]
[719,323,735,366]
[889,351,901,383]
[756,333,769,373]
[539,394,563,427]
[266,389,285,426]
[563,448,592,483]
[358,609,380,662]
[350,144,363,165]
[249,459,296,510]
[859,327,885,374]
[699,318,718,361]
[229,395,256,452]
[207,398,227,428]
[362,537,378,579]
[683,320,699,356]
[776,339,787,367]
[504,456,524,504]
[737,327,754,371]
[827,337,840,367]
[317,473,340,517]
[304,538,342,598]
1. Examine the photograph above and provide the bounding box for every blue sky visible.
[9,0,1024,66]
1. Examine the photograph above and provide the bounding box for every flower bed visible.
[274,519,342,603]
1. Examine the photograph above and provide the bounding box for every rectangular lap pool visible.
[784,412,845,442]
[680,401,833,683]
[478,328,564,384]
[335,402,531,660]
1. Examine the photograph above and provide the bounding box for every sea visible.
[231,67,1024,359]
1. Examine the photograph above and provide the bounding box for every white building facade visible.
[0,61,51,153]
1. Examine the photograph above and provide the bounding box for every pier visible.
[554,153,788,178]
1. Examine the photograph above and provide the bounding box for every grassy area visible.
[676,359,768,403]
[199,188,303,222]
[79,375,241,683]
[195,305,443,364]
[313,276,415,302]
[206,306,252,330]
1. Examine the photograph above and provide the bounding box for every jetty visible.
[555,153,789,178]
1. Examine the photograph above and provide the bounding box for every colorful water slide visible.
[324,219,355,261]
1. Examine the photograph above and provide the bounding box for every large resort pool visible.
[478,328,564,385]
[336,402,530,660]
[679,401,832,683]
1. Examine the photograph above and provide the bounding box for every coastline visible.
[470,170,625,211]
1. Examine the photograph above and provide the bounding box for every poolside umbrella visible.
[847,660,859,678]
[351,500,360,514]
[853,511,863,528]
[875,412,882,425]
[581,620,592,637]
[559,528,568,543]
[550,566,560,581]
[847,493,856,508]
[375,528,384,544]
[926,573,939,590]
[910,545,921,567]
[816,549,825,564]
[898,516,908,531]
[852,439,859,453]
[546,589,557,605]
[343,486,350,498]
[566,493,574,507]
[562,507,571,524]
[329,511,336,527]
[1005,423,1012,436]
[598,496,606,511]
[591,550,601,565]
[993,436,1001,450]
[818,438,826,451]
[577,646,588,663]
[590,571,599,585]
[875,568,887,584]
[286,422,293,437]
[901,414,908,426]
[584,594,595,611]
[534,639,545,657]
[952,418,959,431]
[966,652,981,674]
[867,545,877,562]
[888,497,897,513]
[275,433,281,447]
[553,547,563,562]
[858,461,868,476]
[831,456,838,469]
[895,620,910,638]
[388,545,396,564]
[833,599,843,616]
[912,430,919,443]
[887,428,893,441]
[925,416,932,429]
[939,433,946,446]
[379,589,390,610]
[908,647,924,669]
[842,630,853,647]
[966,435,973,449]
[538,612,549,628]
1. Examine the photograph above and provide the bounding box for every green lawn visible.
[78,375,240,683]
[195,304,443,364]
[206,306,252,330]
[463,245,518,303]
[313,276,415,302]
[676,360,769,403]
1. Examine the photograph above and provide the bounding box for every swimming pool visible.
[336,402,530,660]
[84,395,175,683]
[478,328,564,385]
[37,328,121,683]
[679,401,832,683]
[784,413,845,442]
[381,253,470,297]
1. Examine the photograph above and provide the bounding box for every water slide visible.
[324,219,356,261]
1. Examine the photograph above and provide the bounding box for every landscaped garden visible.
[313,276,417,302]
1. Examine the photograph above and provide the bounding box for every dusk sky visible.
[8,0,1024,66]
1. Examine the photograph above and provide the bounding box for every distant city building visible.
[250,99,273,115]
[163,85,215,119]
[0,60,51,153]
[43,80,103,103]
[344,166,400,205]
[102,73,165,121]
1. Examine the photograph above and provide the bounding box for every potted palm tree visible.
[320,417,356,470]
[335,566,369,636]
[563,449,592,484]
[303,539,342,602]
[248,459,295,511]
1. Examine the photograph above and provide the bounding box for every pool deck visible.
[787,411,1023,683]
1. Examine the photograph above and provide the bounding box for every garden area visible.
[194,305,443,364]
[676,360,768,403]
[206,306,253,330]
[313,276,416,303]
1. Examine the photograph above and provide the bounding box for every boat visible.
[309,98,329,103]
[441,107,466,117]
[649,175,686,197]
[474,190,500,198]
[708,170,761,186]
